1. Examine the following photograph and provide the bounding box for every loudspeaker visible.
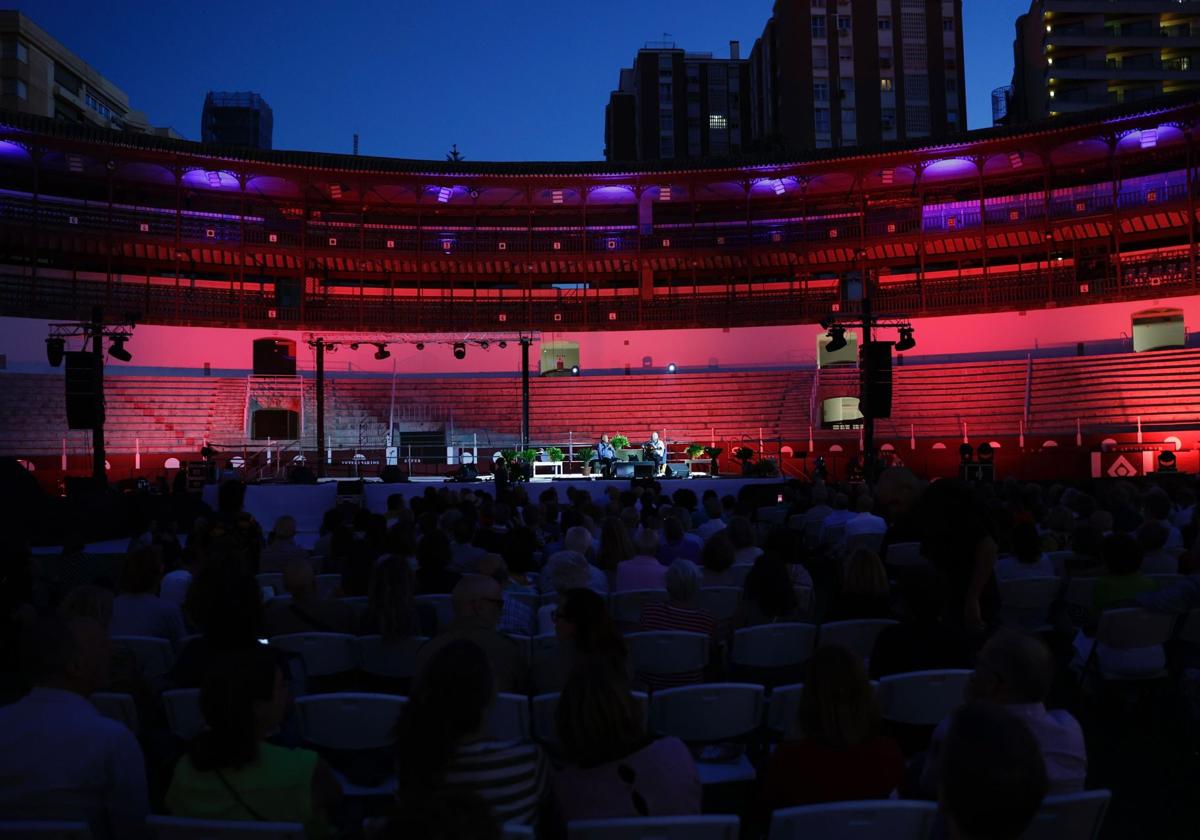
[64,351,103,429]
[859,341,893,419]
[633,462,656,479]
[612,462,635,479]
[664,462,689,479]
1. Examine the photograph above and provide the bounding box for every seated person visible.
[644,432,666,472]
[757,644,904,821]
[869,569,970,679]
[922,630,1086,797]
[739,554,804,626]
[532,588,627,694]
[263,556,356,637]
[827,549,891,620]
[553,659,700,823]
[0,616,148,838]
[638,559,717,689]
[615,529,668,592]
[1093,532,1156,613]
[994,522,1057,581]
[260,515,311,574]
[110,545,188,648]
[1137,521,1181,575]
[593,434,617,477]
[166,645,342,834]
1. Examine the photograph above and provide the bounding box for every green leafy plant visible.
[499,449,517,462]
[547,446,564,462]
[518,448,538,463]
[579,448,596,463]
[734,446,756,463]
[686,442,706,459]
[611,434,630,450]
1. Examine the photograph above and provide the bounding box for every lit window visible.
[709,114,728,129]
[880,78,894,92]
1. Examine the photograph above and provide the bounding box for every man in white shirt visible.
[0,616,148,838]
[921,630,1086,797]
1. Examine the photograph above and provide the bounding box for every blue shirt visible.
[596,441,616,460]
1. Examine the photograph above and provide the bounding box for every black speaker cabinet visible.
[64,351,103,429]
[859,341,894,419]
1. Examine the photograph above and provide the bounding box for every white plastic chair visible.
[650,683,764,784]
[1020,790,1111,840]
[731,623,818,669]
[294,692,407,750]
[884,542,926,569]
[817,620,898,663]
[270,632,357,677]
[315,574,342,599]
[696,587,741,621]
[877,669,972,726]
[625,631,709,677]
[486,692,531,743]
[568,815,740,840]
[0,822,92,839]
[414,594,455,631]
[997,576,1062,631]
[112,635,175,677]
[609,589,669,625]
[354,635,426,680]
[1092,608,1176,680]
[147,815,305,838]
[90,691,139,733]
[767,800,938,840]
[765,683,804,736]
[162,688,206,741]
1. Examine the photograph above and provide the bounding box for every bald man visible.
[414,574,528,693]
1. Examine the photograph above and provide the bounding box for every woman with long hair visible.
[362,555,433,639]
[739,553,801,625]
[166,646,342,836]
[396,639,548,826]
[597,516,636,580]
[828,549,891,620]
[533,588,627,694]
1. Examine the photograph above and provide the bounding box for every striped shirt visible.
[637,603,716,690]
[443,740,550,826]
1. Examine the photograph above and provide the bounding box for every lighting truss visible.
[303,331,541,350]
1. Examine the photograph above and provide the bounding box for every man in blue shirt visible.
[593,433,617,477]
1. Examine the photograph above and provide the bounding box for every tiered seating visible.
[0,373,68,454]
[102,377,226,451]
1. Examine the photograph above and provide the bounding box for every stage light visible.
[667,363,677,373]
[498,340,507,349]
[1158,450,1178,472]
[45,336,65,367]
[895,326,916,352]
[976,442,994,464]
[480,340,490,350]
[453,342,466,360]
[959,443,974,465]
[825,326,847,352]
[571,365,580,376]
[374,344,390,360]
[109,335,132,362]
[415,342,425,351]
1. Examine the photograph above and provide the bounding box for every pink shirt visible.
[615,555,668,591]
[553,737,701,822]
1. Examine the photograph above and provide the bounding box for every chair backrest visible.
[90,691,139,733]
[877,669,972,726]
[111,635,175,677]
[649,683,764,742]
[414,594,455,632]
[354,634,427,679]
[1096,608,1176,650]
[731,623,818,669]
[1020,790,1111,840]
[568,815,740,840]
[696,587,742,621]
[997,577,1062,631]
[147,815,306,838]
[817,620,899,662]
[625,631,709,675]
[767,800,938,840]
[314,574,342,599]
[162,688,206,741]
[1064,577,1099,610]
[609,589,669,624]
[765,683,804,735]
[269,632,357,677]
[532,691,648,749]
[486,693,531,743]
[294,692,407,750]
[0,822,93,839]
[884,542,924,568]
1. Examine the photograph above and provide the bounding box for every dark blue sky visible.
[22,0,1030,161]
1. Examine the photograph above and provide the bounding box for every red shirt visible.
[637,602,717,690]
[757,735,905,823]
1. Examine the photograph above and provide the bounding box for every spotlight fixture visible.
[825,325,847,353]
[667,363,677,373]
[45,336,65,367]
[976,442,995,464]
[895,326,916,352]
[453,342,467,360]
[959,443,975,465]
[108,335,132,362]
[498,341,507,349]
[480,340,490,350]
[374,343,390,361]
[571,365,580,376]
[415,342,425,351]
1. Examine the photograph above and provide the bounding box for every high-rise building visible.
[603,42,752,161]
[1004,1,1200,125]
[0,11,178,137]
[750,0,966,151]
[202,91,273,150]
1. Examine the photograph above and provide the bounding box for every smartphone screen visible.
[776,494,784,503]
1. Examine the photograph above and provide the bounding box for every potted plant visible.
[578,447,596,476]
[734,446,756,476]
[705,446,724,476]
[547,446,564,462]
[686,443,706,460]
[610,434,638,461]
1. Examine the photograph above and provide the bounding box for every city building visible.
[1003,1,1200,125]
[0,11,178,137]
[603,42,751,161]
[750,0,966,151]
[201,91,273,150]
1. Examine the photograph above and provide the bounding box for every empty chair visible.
[817,620,898,663]
[112,635,175,677]
[1020,790,1111,840]
[486,693,531,743]
[314,574,342,599]
[609,590,669,625]
[997,577,1061,632]
[767,800,938,840]
[568,815,739,840]
[696,587,741,621]
[354,634,426,681]
[414,594,455,632]
[884,542,926,569]
[147,815,306,838]
[649,684,764,784]
[625,631,708,684]
[90,692,139,733]
[269,632,356,678]
[877,670,971,726]
[162,688,206,741]
[0,822,93,839]
[294,693,407,751]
